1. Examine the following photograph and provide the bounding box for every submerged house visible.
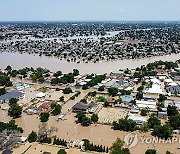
[72,101,98,113]
[0,90,25,103]
[166,84,180,95]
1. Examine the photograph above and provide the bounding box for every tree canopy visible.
[110,138,130,154]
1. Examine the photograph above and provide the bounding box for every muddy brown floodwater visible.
[1,52,180,74]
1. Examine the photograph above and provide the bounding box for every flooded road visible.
[1,52,180,74]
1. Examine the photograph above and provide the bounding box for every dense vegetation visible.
[8,98,22,118]
[109,138,130,154]
[113,118,136,131]
[0,88,6,96]
[0,120,23,133]
[51,103,62,116]
[53,138,67,146]
[63,87,72,94]
[83,139,109,153]
[0,72,12,87]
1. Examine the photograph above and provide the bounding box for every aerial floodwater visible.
[1,51,180,73]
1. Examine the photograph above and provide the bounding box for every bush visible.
[91,114,99,123]
[57,149,67,154]
[97,96,107,102]
[145,149,156,154]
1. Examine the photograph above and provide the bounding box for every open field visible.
[98,107,129,124]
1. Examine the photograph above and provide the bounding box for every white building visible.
[128,114,147,125]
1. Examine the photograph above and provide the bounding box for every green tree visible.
[141,109,148,116]
[63,87,72,94]
[9,98,18,105]
[139,123,150,132]
[148,115,161,129]
[28,131,37,142]
[53,71,62,77]
[81,116,92,126]
[51,103,62,116]
[153,124,173,139]
[82,84,88,90]
[137,86,144,92]
[8,103,22,118]
[136,92,143,100]
[57,149,67,154]
[76,112,86,123]
[167,105,178,116]
[39,77,45,83]
[158,94,167,102]
[108,87,118,97]
[0,74,12,87]
[76,112,91,126]
[40,112,50,122]
[31,75,38,82]
[98,86,105,91]
[97,96,107,102]
[113,118,136,132]
[59,96,64,102]
[110,138,130,154]
[91,114,99,123]
[0,88,6,96]
[0,120,23,133]
[169,114,180,130]
[73,69,79,76]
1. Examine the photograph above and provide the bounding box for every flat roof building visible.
[128,114,147,125]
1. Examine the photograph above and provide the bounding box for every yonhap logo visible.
[124,133,180,149]
[124,132,138,149]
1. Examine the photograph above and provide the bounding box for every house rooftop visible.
[72,102,90,110]
[0,90,24,102]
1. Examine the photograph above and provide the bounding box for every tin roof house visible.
[0,90,25,103]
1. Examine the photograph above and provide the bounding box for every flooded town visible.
[0,57,180,154]
[0,1,180,154]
